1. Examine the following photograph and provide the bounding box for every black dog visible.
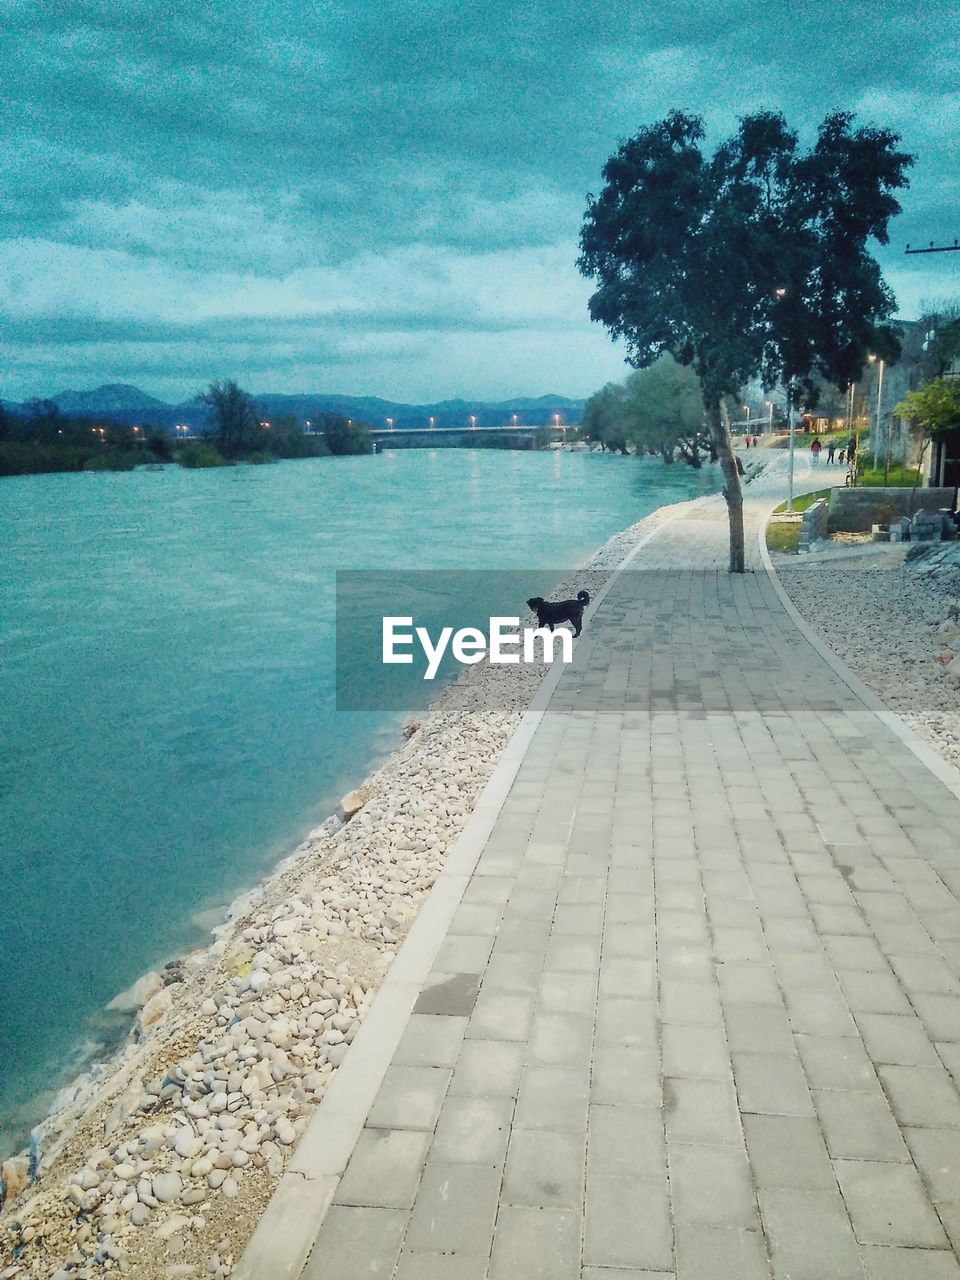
[526,590,590,637]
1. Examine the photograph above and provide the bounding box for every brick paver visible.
[298,467,960,1278]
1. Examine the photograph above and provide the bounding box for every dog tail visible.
[577,590,590,605]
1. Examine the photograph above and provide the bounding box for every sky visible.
[2,0,959,405]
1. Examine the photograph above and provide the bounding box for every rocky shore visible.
[0,493,700,1280]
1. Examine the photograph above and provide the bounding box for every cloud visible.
[2,0,959,399]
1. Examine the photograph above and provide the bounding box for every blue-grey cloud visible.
[2,0,959,400]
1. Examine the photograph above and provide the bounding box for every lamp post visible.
[429,416,435,430]
[773,289,796,509]
[765,400,774,434]
[786,382,796,512]
[470,415,477,430]
[386,417,394,431]
[512,414,518,429]
[867,355,884,471]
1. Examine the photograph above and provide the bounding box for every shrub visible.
[178,442,227,468]
[0,443,84,475]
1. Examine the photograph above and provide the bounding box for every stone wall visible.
[828,487,955,534]
[799,499,829,552]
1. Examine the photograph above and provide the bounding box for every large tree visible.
[199,380,262,459]
[581,382,631,453]
[627,356,711,467]
[578,110,912,571]
[315,410,373,455]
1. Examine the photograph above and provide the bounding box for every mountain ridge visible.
[2,384,586,430]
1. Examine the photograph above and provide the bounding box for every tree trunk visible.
[908,437,929,516]
[705,388,746,573]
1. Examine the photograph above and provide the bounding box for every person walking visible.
[827,441,836,463]
[811,438,822,464]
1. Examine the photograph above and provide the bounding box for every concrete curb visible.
[758,499,960,806]
[233,489,715,1278]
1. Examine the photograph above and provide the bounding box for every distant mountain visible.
[2,384,586,431]
[52,384,172,416]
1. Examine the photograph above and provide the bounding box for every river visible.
[0,448,718,1152]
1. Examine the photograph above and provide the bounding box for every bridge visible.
[365,425,565,449]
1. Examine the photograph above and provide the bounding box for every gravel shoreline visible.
[0,491,707,1280]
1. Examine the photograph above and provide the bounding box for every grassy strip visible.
[766,519,802,554]
[855,463,923,488]
[772,488,832,515]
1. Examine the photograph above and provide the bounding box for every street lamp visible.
[512,414,518,428]
[786,382,796,511]
[386,417,394,430]
[553,414,561,430]
[773,288,797,509]
[765,401,774,433]
[867,355,885,473]
[429,416,435,430]
[470,415,477,429]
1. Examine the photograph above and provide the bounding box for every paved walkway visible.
[243,460,960,1280]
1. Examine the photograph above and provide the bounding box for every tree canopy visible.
[199,380,263,459]
[582,356,714,466]
[578,109,912,571]
[315,411,373,455]
[895,379,960,439]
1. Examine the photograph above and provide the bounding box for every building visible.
[796,320,930,463]
[858,319,928,473]
[929,327,960,487]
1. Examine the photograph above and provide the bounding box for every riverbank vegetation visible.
[0,384,375,476]
[581,356,720,465]
[0,400,173,475]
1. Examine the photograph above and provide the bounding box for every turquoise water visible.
[0,449,717,1152]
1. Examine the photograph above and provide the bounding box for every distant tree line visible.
[581,355,728,466]
[0,399,173,475]
[194,383,373,462]
[0,382,377,477]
